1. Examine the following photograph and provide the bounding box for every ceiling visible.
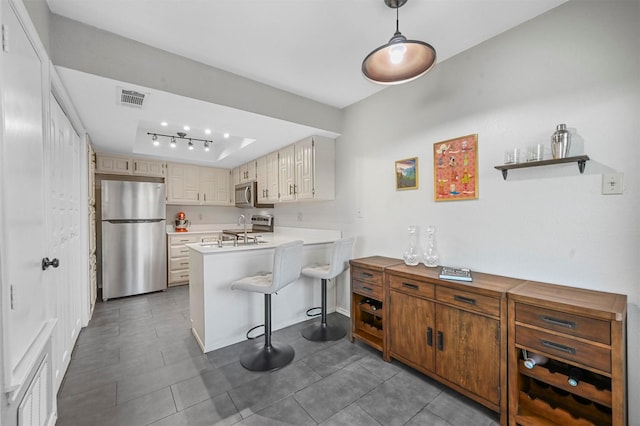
[47,0,567,169]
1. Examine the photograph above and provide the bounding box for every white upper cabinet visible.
[167,163,231,206]
[232,161,257,185]
[95,154,165,177]
[133,158,165,177]
[276,136,335,203]
[278,144,296,202]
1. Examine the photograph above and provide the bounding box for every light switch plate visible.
[602,173,624,195]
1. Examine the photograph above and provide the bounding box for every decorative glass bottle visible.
[403,225,420,266]
[423,225,440,268]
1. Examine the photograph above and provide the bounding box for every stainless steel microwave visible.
[234,181,274,209]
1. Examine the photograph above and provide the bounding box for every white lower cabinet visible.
[168,233,219,285]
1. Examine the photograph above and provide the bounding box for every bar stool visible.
[301,237,355,341]
[231,240,303,371]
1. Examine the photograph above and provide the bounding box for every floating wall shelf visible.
[494,155,590,180]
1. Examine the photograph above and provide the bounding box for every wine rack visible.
[349,256,403,354]
[508,281,627,426]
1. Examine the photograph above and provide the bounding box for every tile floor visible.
[56,285,500,425]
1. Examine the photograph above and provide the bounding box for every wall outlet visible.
[602,173,623,195]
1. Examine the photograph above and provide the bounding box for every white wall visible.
[281,0,640,421]
[357,0,640,416]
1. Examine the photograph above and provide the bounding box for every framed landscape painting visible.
[433,134,478,201]
[395,157,418,190]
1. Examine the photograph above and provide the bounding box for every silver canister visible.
[551,123,571,159]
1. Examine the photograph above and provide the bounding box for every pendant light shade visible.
[362,0,436,85]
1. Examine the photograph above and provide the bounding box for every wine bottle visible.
[568,367,583,387]
[523,350,548,369]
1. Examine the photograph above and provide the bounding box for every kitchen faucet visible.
[238,214,247,244]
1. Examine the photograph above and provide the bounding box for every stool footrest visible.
[306,307,322,317]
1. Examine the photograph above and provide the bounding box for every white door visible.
[0,0,49,389]
[48,95,83,391]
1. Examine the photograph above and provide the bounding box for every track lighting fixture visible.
[362,0,436,85]
[147,131,213,152]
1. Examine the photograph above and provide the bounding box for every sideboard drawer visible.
[352,279,383,300]
[515,325,611,373]
[351,266,383,286]
[388,274,434,299]
[436,286,500,317]
[515,302,610,345]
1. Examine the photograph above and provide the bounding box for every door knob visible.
[42,257,60,270]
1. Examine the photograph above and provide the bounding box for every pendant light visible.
[362,0,436,85]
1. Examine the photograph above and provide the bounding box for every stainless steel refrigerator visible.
[101,180,167,301]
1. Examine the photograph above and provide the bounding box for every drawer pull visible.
[541,339,576,355]
[426,327,433,347]
[454,295,477,305]
[437,331,444,350]
[180,262,188,266]
[541,315,576,329]
[402,282,419,290]
[360,272,373,278]
[361,286,373,292]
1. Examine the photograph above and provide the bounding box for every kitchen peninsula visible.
[187,227,341,352]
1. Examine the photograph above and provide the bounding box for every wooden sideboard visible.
[348,257,628,426]
[508,281,627,426]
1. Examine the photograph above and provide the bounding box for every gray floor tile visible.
[148,392,241,426]
[356,370,443,426]
[240,396,316,426]
[229,361,322,418]
[58,387,176,426]
[426,390,500,426]
[302,339,368,377]
[116,353,213,404]
[404,409,454,426]
[319,403,383,426]
[294,362,383,423]
[171,367,235,411]
[57,382,117,421]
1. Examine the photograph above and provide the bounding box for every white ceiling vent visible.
[116,87,148,108]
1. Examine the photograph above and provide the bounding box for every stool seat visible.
[301,237,355,342]
[231,240,303,371]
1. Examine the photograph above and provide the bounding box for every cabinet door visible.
[266,151,279,201]
[436,304,500,404]
[212,168,231,204]
[256,156,268,203]
[278,144,295,201]
[232,167,241,185]
[133,159,165,177]
[96,154,131,174]
[295,138,315,200]
[389,291,436,372]
[167,163,200,204]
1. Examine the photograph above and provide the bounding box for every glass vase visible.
[403,225,421,266]
[423,225,440,268]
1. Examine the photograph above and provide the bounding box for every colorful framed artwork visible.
[433,134,478,201]
[395,157,418,190]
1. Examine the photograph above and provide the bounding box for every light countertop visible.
[186,226,341,254]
